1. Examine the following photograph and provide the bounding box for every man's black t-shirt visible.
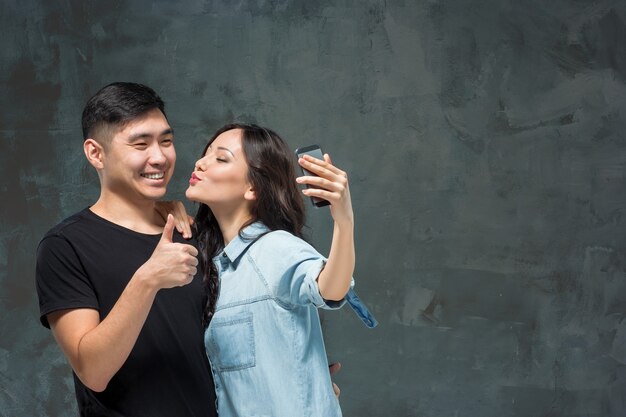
[36,208,216,417]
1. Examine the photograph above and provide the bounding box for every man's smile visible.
[140,172,165,180]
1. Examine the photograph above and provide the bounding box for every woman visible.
[185,123,374,416]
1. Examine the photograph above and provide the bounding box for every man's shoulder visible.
[41,208,94,241]
[40,207,141,249]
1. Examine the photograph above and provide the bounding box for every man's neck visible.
[90,193,165,234]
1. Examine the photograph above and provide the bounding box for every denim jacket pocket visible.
[206,311,256,372]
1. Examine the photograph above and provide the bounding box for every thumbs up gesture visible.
[137,215,199,290]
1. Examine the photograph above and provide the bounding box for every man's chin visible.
[142,187,168,201]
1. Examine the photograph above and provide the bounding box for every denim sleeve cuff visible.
[302,259,347,310]
[321,278,356,310]
[320,297,346,310]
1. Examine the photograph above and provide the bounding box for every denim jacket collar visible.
[219,222,269,266]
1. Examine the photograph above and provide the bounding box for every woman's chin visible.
[185,187,198,202]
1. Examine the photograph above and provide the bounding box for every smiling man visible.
[35,83,216,416]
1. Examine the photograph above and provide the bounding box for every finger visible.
[298,153,345,174]
[187,256,199,267]
[298,156,325,176]
[160,214,175,244]
[329,362,342,375]
[173,202,183,233]
[299,181,346,202]
[182,244,199,257]
[176,202,192,238]
[178,271,196,287]
[332,382,340,399]
[300,154,346,177]
[299,153,324,164]
[156,202,182,233]
[297,175,345,192]
[302,188,340,202]
[298,156,328,177]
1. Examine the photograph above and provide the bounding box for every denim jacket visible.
[205,222,376,417]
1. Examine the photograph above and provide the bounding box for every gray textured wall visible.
[1,0,626,416]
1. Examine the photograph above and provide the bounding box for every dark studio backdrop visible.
[1,1,626,416]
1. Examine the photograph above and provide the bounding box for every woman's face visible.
[185,128,255,209]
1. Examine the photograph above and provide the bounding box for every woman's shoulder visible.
[246,229,325,300]
[249,229,319,261]
[256,229,300,246]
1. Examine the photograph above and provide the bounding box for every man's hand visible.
[329,362,342,399]
[47,215,198,392]
[137,214,198,289]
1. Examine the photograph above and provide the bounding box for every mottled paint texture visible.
[1,0,625,416]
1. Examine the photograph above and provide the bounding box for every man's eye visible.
[162,138,173,144]
[135,143,148,148]
[216,158,227,162]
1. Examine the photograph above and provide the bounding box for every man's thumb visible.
[160,214,175,244]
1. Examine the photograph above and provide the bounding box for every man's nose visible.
[148,143,167,164]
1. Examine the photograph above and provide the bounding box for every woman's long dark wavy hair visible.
[194,123,306,326]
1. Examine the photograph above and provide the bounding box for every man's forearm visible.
[52,273,158,392]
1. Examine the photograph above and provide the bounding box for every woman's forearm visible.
[317,221,354,301]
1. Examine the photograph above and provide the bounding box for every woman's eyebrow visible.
[216,146,236,158]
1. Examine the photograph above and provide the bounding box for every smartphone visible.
[294,144,330,207]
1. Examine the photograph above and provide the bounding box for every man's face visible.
[100,108,176,202]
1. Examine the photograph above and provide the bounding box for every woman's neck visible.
[212,205,254,245]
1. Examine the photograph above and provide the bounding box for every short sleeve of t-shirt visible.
[256,231,349,310]
[36,235,99,328]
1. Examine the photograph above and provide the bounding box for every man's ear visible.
[84,139,105,169]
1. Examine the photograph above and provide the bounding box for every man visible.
[36,82,216,416]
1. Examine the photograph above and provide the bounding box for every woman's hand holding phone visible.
[296,152,354,227]
[296,148,355,300]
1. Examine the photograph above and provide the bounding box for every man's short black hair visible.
[81,82,166,143]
